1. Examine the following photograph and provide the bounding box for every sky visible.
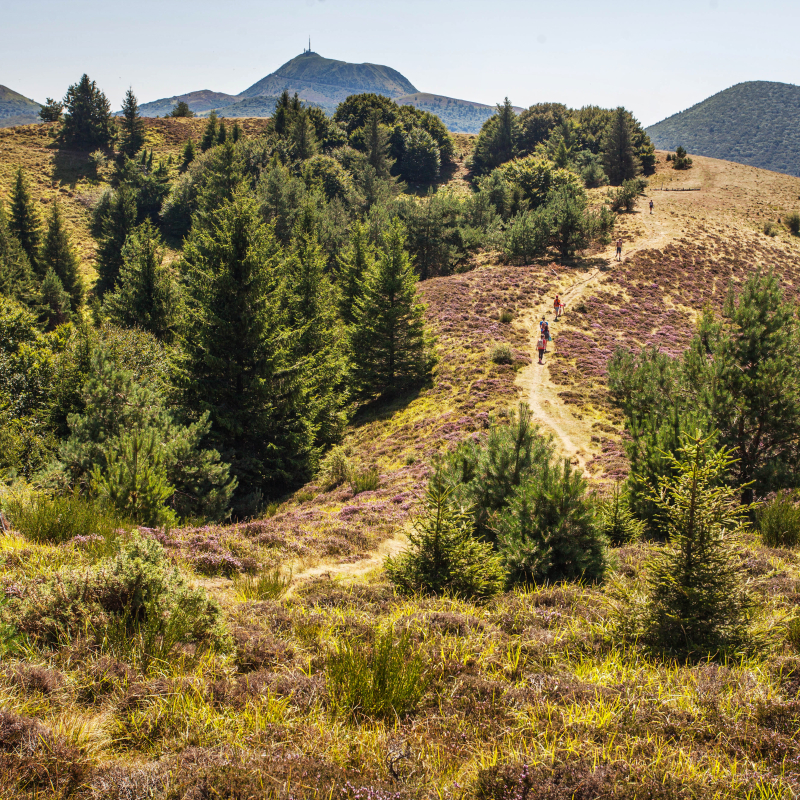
[3,0,799,127]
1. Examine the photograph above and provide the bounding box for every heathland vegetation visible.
[3,67,800,799]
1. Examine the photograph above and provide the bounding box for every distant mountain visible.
[137,90,237,118]
[132,51,512,134]
[238,51,417,112]
[396,93,523,134]
[647,81,800,177]
[0,85,41,127]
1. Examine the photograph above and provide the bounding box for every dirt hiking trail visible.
[516,196,683,477]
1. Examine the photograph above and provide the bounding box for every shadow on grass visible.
[351,384,426,430]
[51,146,102,187]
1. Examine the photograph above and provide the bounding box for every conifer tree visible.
[39,98,63,122]
[9,169,41,273]
[60,74,115,149]
[181,138,196,171]
[602,107,641,185]
[39,268,72,330]
[337,222,375,326]
[180,186,314,510]
[0,204,34,303]
[641,434,753,659]
[349,220,435,397]
[471,98,519,175]
[200,111,219,152]
[282,221,347,447]
[40,201,83,309]
[119,87,145,157]
[231,121,242,143]
[366,110,393,178]
[217,119,227,145]
[104,220,180,341]
[95,185,137,296]
[291,111,319,161]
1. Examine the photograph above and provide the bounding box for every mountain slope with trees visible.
[0,85,42,127]
[647,80,800,176]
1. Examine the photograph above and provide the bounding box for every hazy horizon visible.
[3,0,798,127]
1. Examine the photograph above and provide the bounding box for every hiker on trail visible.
[649,199,654,214]
[542,319,551,342]
[537,331,547,364]
[615,239,622,261]
[554,294,562,320]
[540,316,547,334]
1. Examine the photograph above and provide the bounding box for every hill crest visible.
[647,80,800,177]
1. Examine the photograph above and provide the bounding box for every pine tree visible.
[217,119,227,145]
[60,74,115,149]
[169,100,194,118]
[179,186,314,511]
[282,223,347,448]
[181,138,196,171]
[471,98,519,175]
[119,87,145,158]
[337,222,375,326]
[0,204,34,303]
[349,220,436,397]
[57,350,234,524]
[40,201,83,309]
[39,98,63,122]
[39,268,72,330]
[9,169,42,274]
[103,220,180,341]
[602,107,641,186]
[200,111,219,152]
[365,110,393,178]
[95,185,137,296]
[641,433,754,659]
[231,122,242,143]
[291,111,318,161]
[385,479,505,599]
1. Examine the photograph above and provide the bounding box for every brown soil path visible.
[515,191,686,475]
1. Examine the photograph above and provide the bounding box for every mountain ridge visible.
[0,84,42,127]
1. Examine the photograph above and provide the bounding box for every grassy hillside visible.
[0,85,41,127]
[647,81,800,176]
[4,124,800,797]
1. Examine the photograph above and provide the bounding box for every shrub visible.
[498,308,514,323]
[763,220,778,237]
[786,212,800,236]
[598,484,645,546]
[350,467,380,495]
[438,403,607,585]
[233,568,291,601]
[16,533,227,652]
[757,492,800,547]
[385,481,505,600]
[5,491,126,546]
[672,146,693,170]
[502,208,549,265]
[608,178,647,212]
[641,433,754,659]
[318,445,352,489]
[326,628,428,719]
[490,343,514,364]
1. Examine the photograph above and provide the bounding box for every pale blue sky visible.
[3,0,798,126]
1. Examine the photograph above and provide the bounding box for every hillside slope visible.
[647,80,800,176]
[137,89,238,117]
[0,85,41,127]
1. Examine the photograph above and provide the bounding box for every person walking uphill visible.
[537,331,547,364]
[615,238,623,261]
[553,294,563,320]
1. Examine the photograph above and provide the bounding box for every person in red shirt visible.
[537,332,547,364]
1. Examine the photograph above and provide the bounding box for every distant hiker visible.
[649,199,654,214]
[540,316,547,334]
[537,332,547,364]
[554,295,562,320]
[615,239,623,261]
[542,320,551,341]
